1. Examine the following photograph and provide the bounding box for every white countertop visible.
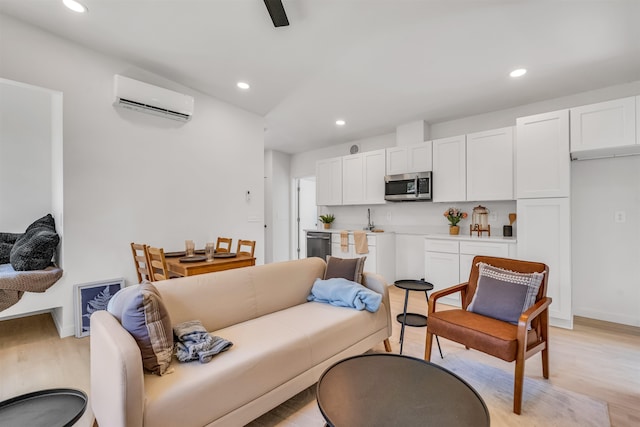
[422,234,517,243]
[305,228,392,236]
[305,228,515,242]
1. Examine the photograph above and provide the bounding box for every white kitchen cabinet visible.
[458,240,513,283]
[316,157,342,206]
[570,96,639,160]
[432,135,466,202]
[466,127,514,201]
[425,237,517,308]
[386,141,433,175]
[331,232,395,283]
[517,198,572,328]
[342,149,386,205]
[516,110,570,199]
[395,234,427,282]
[342,154,364,205]
[425,248,461,307]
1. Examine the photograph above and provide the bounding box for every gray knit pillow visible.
[0,243,13,264]
[10,228,59,271]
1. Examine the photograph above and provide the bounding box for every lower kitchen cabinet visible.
[331,232,395,284]
[425,237,516,308]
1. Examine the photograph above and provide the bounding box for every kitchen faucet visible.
[365,208,375,231]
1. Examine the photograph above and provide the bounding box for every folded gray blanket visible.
[174,320,233,363]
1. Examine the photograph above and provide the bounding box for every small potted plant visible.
[319,214,335,229]
[443,207,467,235]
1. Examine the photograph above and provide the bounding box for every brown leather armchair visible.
[424,256,551,414]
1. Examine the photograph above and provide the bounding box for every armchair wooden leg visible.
[383,338,392,352]
[541,346,550,379]
[513,356,525,415]
[424,331,433,360]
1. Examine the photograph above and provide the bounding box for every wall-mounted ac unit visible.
[113,75,194,122]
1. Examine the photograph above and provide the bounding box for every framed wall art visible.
[74,278,124,337]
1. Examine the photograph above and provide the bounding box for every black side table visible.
[394,279,442,357]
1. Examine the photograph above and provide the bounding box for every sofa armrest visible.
[90,310,145,427]
[362,272,392,337]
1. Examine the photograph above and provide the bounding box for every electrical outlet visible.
[615,211,626,223]
[386,211,392,222]
[489,212,498,222]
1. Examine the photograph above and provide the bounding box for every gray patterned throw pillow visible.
[467,262,545,324]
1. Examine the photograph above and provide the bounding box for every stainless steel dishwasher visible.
[306,231,331,259]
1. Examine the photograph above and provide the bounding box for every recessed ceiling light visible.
[510,68,527,78]
[63,0,88,13]
[335,120,346,126]
[237,82,250,90]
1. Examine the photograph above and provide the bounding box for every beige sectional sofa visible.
[90,257,392,426]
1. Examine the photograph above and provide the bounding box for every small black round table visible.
[394,279,442,357]
[0,388,87,427]
[316,353,490,427]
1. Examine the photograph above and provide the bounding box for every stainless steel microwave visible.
[384,172,432,201]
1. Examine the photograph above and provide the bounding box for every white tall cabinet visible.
[516,109,572,328]
[432,135,466,202]
[466,127,514,201]
[316,157,342,206]
[516,110,570,199]
[517,198,572,328]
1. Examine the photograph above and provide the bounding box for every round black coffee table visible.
[394,279,442,356]
[317,353,489,427]
[0,388,87,427]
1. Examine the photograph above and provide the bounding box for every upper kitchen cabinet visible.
[316,156,342,206]
[342,149,386,205]
[466,127,514,201]
[432,135,466,203]
[386,141,433,175]
[570,96,639,160]
[516,109,570,199]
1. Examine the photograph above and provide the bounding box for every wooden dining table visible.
[165,253,256,277]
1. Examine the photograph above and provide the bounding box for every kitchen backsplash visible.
[318,200,517,236]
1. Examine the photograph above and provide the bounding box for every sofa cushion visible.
[143,300,389,426]
[120,282,173,375]
[9,228,59,271]
[467,262,544,324]
[324,256,366,284]
[429,309,539,362]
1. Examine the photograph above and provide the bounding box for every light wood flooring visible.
[0,286,639,426]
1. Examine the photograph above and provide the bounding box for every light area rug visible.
[246,353,610,427]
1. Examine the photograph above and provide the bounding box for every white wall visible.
[571,156,640,326]
[290,133,395,179]
[0,81,53,231]
[264,150,291,263]
[0,14,265,336]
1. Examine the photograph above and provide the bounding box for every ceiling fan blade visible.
[263,0,290,27]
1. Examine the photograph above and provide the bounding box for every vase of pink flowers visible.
[444,207,467,235]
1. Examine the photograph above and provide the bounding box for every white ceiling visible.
[1,0,639,154]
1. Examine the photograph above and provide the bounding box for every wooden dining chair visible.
[130,242,152,283]
[147,246,170,281]
[216,237,233,253]
[236,240,256,257]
